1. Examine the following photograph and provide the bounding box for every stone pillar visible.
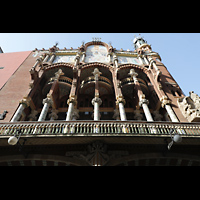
[10,97,30,122]
[113,53,118,68]
[91,68,102,121]
[32,56,43,70]
[43,53,50,62]
[107,52,111,63]
[92,97,102,121]
[137,55,144,65]
[143,56,149,65]
[129,69,154,122]
[49,53,56,63]
[38,96,53,121]
[148,57,159,71]
[116,97,127,121]
[82,52,86,62]
[139,97,154,122]
[66,96,77,121]
[161,96,179,122]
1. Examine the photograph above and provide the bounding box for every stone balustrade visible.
[0,121,200,136]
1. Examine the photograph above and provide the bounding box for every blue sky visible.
[0,33,199,96]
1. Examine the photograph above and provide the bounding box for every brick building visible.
[0,37,200,166]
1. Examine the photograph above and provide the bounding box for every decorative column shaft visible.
[161,96,179,122]
[107,52,111,62]
[91,68,102,121]
[66,96,77,121]
[113,53,118,68]
[38,96,53,121]
[11,104,25,122]
[137,55,144,65]
[143,56,149,65]
[92,97,102,121]
[116,97,127,121]
[82,52,86,62]
[10,97,30,122]
[148,57,159,71]
[139,98,154,122]
[49,53,56,63]
[129,69,154,122]
[43,53,50,62]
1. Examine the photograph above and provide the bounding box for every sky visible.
[0,33,199,96]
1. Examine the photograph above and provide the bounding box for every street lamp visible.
[168,129,182,150]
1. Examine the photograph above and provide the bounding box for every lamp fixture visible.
[168,129,182,150]
[8,129,28,158]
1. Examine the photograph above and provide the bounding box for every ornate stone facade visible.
[0,36,200,166]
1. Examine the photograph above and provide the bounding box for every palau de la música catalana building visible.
[0,36,200,166]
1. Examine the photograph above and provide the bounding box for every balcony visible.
[0,120,200,137]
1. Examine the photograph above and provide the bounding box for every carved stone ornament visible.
[160,96,171,108]
[139,94,149,107]
[91,97,102,106]
[177,91,200,122]
[19,96,31,108]
[54,69,64,80]
[67,95,77,106]
[116,96,126,106]
[92,68,102,81]
[43,97,53,106]
[65,141,129,166]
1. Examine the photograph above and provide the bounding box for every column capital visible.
[43,97,53,106]
[19,96,31,108]
[139,98,149,107]
[116,96,126,106]
[160,96,171,108]
[91,97,102,106]
[67,95,77,106]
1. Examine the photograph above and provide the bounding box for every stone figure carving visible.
[177,91,200,122]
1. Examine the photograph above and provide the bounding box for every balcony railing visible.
[0,121,200,137]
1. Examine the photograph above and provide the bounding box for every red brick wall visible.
[0,51,38,122]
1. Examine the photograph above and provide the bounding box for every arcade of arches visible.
[14,62,171,122]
